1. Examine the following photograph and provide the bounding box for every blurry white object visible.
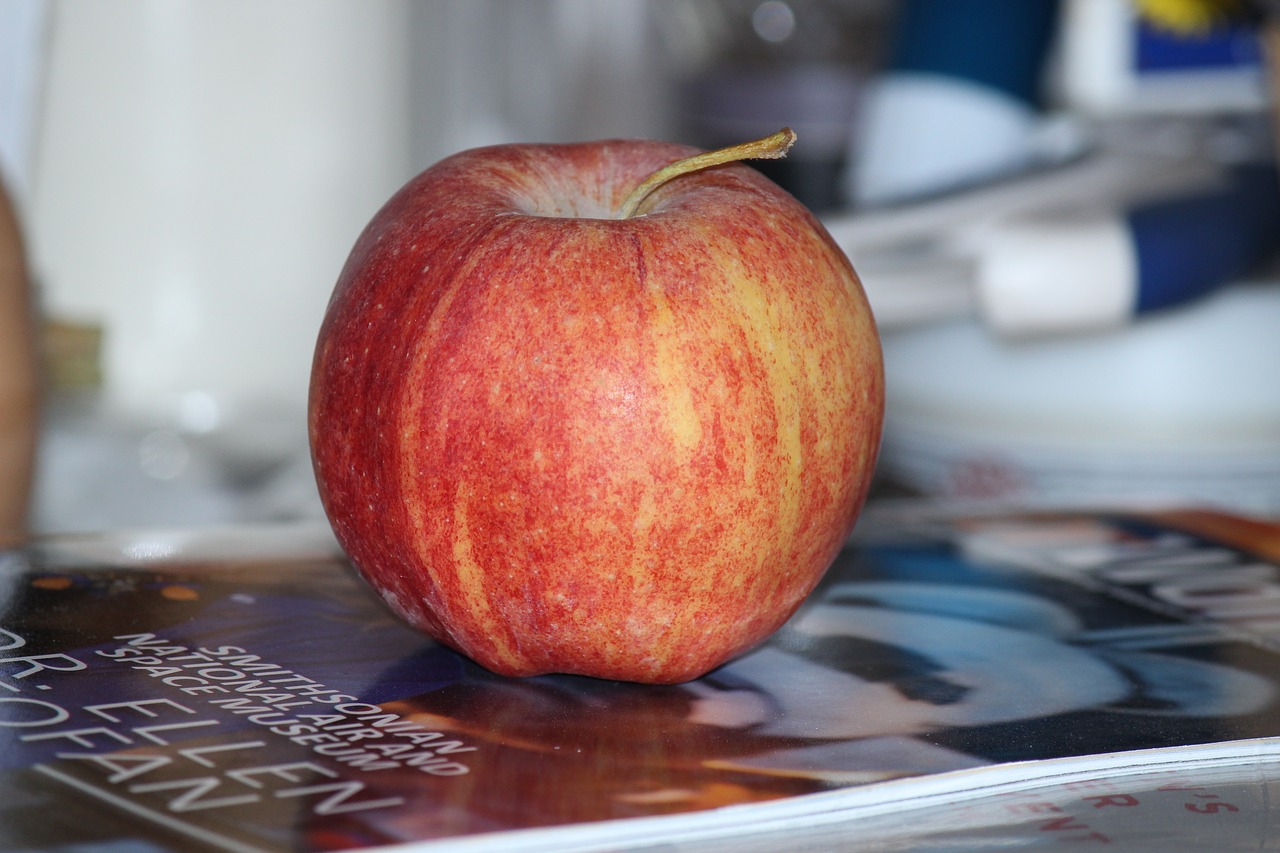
[30,0,417,461]
[31,0,669,451]
[969,208,1135,334]
[878,281,1280,514]
[851,74,1044,206]
[0,0,47,204]
[1058,0,1269,116]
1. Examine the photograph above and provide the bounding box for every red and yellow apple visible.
[308,130,883,684]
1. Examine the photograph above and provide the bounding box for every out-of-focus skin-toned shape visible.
[0,177,37,538]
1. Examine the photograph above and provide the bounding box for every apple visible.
[309,129,883,684]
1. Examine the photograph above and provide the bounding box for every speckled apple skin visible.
[308,139,883,684]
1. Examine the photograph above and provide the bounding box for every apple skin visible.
[309,137,883,684]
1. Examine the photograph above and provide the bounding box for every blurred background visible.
[0,0,1278,534]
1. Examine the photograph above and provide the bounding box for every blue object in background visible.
[1133,165,1280,314]
[1135,17,1263,72]
[890,0,1061,107]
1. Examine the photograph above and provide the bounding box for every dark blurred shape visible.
[674,0,893,211]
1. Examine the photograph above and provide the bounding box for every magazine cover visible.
[3,507,1280,851]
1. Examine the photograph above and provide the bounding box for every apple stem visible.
[616,127,797,219]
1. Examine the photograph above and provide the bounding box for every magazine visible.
[3,505,1280,851]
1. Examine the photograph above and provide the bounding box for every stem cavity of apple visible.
[616,127,797,220]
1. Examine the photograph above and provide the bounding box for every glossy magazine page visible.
[2,508,1280,852]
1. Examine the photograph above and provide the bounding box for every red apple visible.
[309,130,883,684]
